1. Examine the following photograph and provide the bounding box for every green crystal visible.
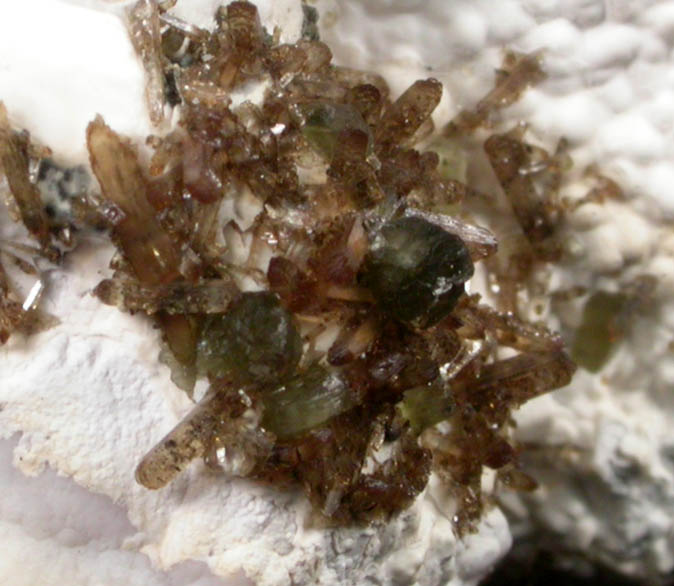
[572,291,627,372]
[399,381,454,434]
[197,291,302,384]
[360,216,474,328]
[262,364,355,438]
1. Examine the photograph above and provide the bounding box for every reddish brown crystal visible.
[375,78,442,149]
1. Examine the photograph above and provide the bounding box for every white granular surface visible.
[1,0,674,585]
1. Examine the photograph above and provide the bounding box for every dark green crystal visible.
[360,216,474,328]
[197,291,302,385]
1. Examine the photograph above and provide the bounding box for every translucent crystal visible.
[375,78,442,149]
[126,0,165,125]
[87,116,181,286]
[446,50,546,135]
[262,365,356,438]
[136,385,272,489]
[484,128,559,249]
[94,278,239,315]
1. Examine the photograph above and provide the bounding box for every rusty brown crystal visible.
[0,0,583,530]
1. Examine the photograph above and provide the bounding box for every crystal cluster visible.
[0,0,579,528]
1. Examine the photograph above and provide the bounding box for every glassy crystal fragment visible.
[375,78,442,148]
[86,116,181,286]
[136,385,272,488]
[446,51,545,135]
[126,0,166,125]
[95,278,239,315]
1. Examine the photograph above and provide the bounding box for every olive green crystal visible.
[360,216,474,328]
[572,291,627,372]
[399,382,454,434]
[262,364,355,438]
[197,291,302,384]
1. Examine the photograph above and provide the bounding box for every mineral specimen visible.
[0,0,578,529]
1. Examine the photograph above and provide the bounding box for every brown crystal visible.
[126,0,166,125]
[118,1,578,526]
[445,50,546,135]
[375,78,442,150]
[0,103,51,249]
[484,125,565,258]
[87,116,181,285]
[94,277,238,315]
[136,383,272,488]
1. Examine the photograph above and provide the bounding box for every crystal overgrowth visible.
[0,0,578,528]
